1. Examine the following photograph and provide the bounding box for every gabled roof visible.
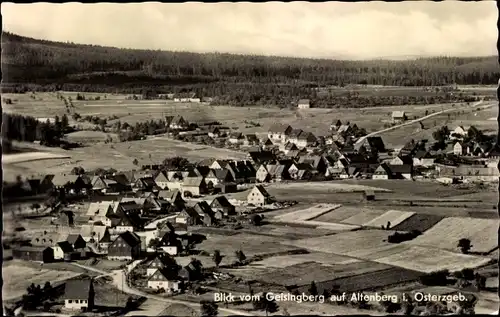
[393,155,413,165]
[392,111,406,118]
[414,150,433,159]
[266,164,287,177]
[64,278,93,300]
[298,99,310,104]
[148,253,177,268]
[57,241,74,253]
[211,196,233,208]
[148,268,179,282]
[366,137,386,152]
[159,189,182,201]
[179,207,200,219]
[214,169,232,181]
[86,201,115,217]
[115,231,141,247]
[337,125,352,134]
[229,132,243,139]
[66,234,83,245]
[80,225,109,241]
[249,150,276,164]
[388,164,412,174]
[289,128,304,138]
[269,123,292,134]
[253,185,270,197]
[194,201,213,216]
[285,142,298,150]
[245,134,259,142]
[52,174,81,187]
[298,131,317,142]
[182,177,204,187]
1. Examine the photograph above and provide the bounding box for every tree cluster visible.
[2,113,74,147]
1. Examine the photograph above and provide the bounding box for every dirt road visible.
[355,99,488,146]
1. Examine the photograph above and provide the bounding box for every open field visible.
[311,206,371,223]
[363,210,415,229]
[375,246,493,273]
[193,232,303,265]
[64,130,119,143]
[256,261,392,287]
[391,213,445,232]
[3,91,480,139]
[3,137,247,182]
[251,252,361,268]
[340,210,387,225]
[282,229,397,256]
[408,217,499,253]
[273,204,341,222]
[3,260,82,301]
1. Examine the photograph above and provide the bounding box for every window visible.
[68,300,73,303]
[76,300,80,304]
[82,300,87,303]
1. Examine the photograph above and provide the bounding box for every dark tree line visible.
[3,32,498,87]
[2,112,72,146]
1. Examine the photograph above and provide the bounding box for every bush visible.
[419,269,450,286]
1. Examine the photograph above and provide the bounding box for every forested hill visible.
[2,31,499,94]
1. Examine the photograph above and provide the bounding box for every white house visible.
[64,279,94,311]
[268,124,293,144]
[154,171,170,190]
[147,269,181,293]
[247,185,272,206]
[297,99,310,109]
[450,126,468,139]
[413,151,435,167]
[453,142,470,156]
[392,111,406,123]
[372,165,391,180]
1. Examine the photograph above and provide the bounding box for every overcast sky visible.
[2,2,497,59]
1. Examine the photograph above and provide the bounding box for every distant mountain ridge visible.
[1,31,498,93]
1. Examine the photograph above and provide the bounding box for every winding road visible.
[71,262,252,316]
[354,99,489,147]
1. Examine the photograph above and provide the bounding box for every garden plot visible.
[311,206,368,223]
[341,210,386,226]
[251,252,361,268]
[375,245,492,273]
[273,204,341,222]
[408,217,499,253]
[282,230,396,257]
[3,260,81,301]
[257,261,391,287]
[391,214,445,232]
[363,210,416,228]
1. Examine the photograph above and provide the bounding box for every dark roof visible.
[388,164,412,174]
[211,196,233,208]
[249,150,276,164]
[214,169,231,180]
[289,128,304,138]
[57,241,74,253]
[194,201,213,215]
[269,123,292,134]
[117,231,141,247]
[366,137,386,152]
[254,185,271,197]
[66,234,83,245]
[395,155,413,165]
[64,278,93,300]
[180,207,200,218]
[414,150,432,159]
[298,99,310,104]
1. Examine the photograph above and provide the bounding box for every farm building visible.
[146,254,178,276]
[391,111,407,123]
[107,231,142,261]
[176,207,202,226]
[147,268,181,292]
[295,131,318,148]
[66,234,87,251]
[210,196,236,217]
[297,99,310,109]
[12,246,54,263]
[181,177,207,197]
[213,182,238,194]
[268,124,293,143]
[247,185,273,206]
[205,168,235,187]
[64,278,95,310]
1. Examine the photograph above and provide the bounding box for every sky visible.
[1,1,497,60]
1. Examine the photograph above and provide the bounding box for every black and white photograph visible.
[1,1,499,316]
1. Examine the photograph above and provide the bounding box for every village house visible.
[148,268,181,292]
[86,201,116,224]
[228,132,244,145]
[132,177,159,193]
[12,246,54,263]
[52,241,74,261]
[450,126,468,139]
[159,189,185,210]
[209,159,230,170]
[210,196,236,217]
[372,164,392,180]
[330,120,343,131]
[261,137,275,150]
[390,155,413,166]
[413,151,435,167]
[176,207,202,226]
[64,278,95,311]
[247,185,273,206]
[473,143,490,157]
[324,166,344,179]
[453,141,473,156]
[107,231,142,261]
[266,164,290,182]
[80,225,111,251]
[297,99,310,109]
[168,115,189,130]
[295,131,318,148]
[224,162,246,184]
[23,174,54,195]
[162,171,184,190]
[181,177,207,197]
[388,164,413,180]
[194,201,216,226]
[214,182,238,194]
[281,142,299,155]
[178,261,203,281]
[289,163,314,180]
[66,234,87,251]
[156,231,181,255]
[243,134,259,147]
[208,126,222,138]
[154,171,170,190]
[248,150,277,165]
[255,165,271,183]
[337,124,353,136]
[391,111,407,123]
[146,254,178,276]
[113,212,142,233]
[205,168,235,187]
[286,128,304,145]
[355,136,387,154]
[437,165,499,182]
[268,124,293,144]
[52,174,87,195]
[298,155,328,175]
